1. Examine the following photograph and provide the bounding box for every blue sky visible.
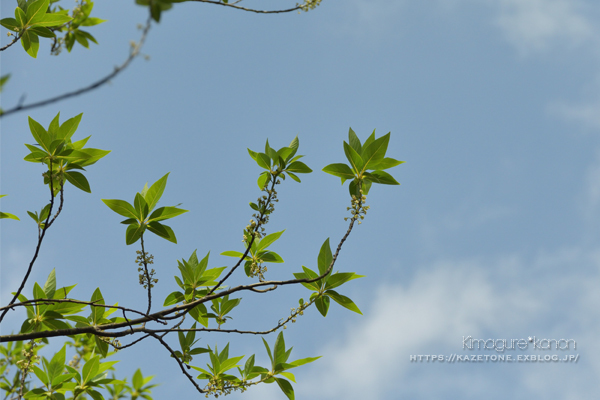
[2,0,600,399]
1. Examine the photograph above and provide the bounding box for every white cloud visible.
[492,0,595,53]
[552,101,600,131]
[296,248,600,399]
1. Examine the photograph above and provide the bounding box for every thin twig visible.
[0,33,21,52]
[207,174,279,297]
[187,0,305,14]
[147,332,206,394]
[0,15,152,118]
[0,161,56,323]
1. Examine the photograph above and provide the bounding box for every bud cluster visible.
[280,298,312,330]
[136,250,158,289]
[15,341,40,374]
[248,259,268,282]
[203,378,246,398]
[344,190,370,224]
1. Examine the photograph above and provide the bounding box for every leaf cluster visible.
[323,128,404,197]
[23,113,110,196]
[222,230,285,278]
[293,239,364,316]
[102,173,188,245]
[248,137,312,190]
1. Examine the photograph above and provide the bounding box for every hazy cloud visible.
[295,249,600,399]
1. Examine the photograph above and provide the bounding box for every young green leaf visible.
[147,221,177,243]
[102,199,138,220]
[147,206,188,222]
[125,223,144,245]
[348,127,362,154]
[322,163,355,181]
[362,132,390,170]
[343,141,364,173]
[144,173,169,211]
[64,171,91,193]
[256,230,284,252]
[317,238,332,277]
[324,290,362,314]
[275,377,295,400]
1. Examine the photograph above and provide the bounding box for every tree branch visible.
[0,15,152,118]
[1,213,356,342]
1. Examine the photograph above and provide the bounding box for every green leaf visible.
[343,141,364,173]
[0,18,20,31]
[32,13,72,27]
[289,356,321,367]
[21,29,39,57]
[32,365,49,386]
[48,345,66,383]
[33,282,46,300]
[42,269,56,299]
[81,356,100,384]
[259,251,284,263]
[256,230,284,252]
[189,303,209,327]
[314,295,330,317]
[58,113,83,140]
[292,270,320,291]
[262,337,273,364]
[265,140,278,162]
[325,290,362,314]
[132,369,143,390]
[273,332,287,365]
[125,223,144,245]
[256,153,271,170]
[147,206,188,222]
[275,378,295,400]
[368,157,404,170]
[366,170,400,185]
[348,127,362,154]
[257,171,269,189]
[220,250,248,259]
[322,163,355,180]
[362,133,390,170]
[324,272,364,290]
[28,117,49,151]
[95,336,108,358]
[362,130,376,150]
[74,30,90,47]
[286,161,312,174]
[15,7,27,27]
[90,288,105,324]
[286,171,301,183]
[0,212,19,220]
[25,0,49,25]
[317,238,332,277]
[144,173,169,210]
[147,221,177,243]
[134,193,149,220]
[80,17,107,27]
[163,291,185,306]
[279,371,296,382]
[64,171,91,193]
[102,199,138,219]
[362,179,372,195]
